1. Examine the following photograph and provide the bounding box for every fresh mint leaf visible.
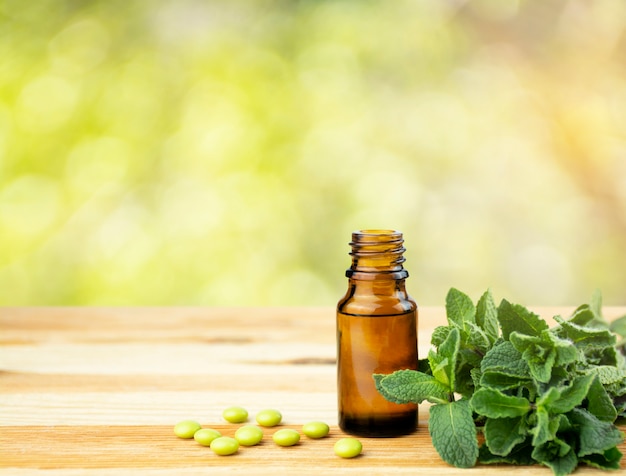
[509,331,555,383]
[465,322,491,356]
[454,320,496,395]
[431,325,451,347]
[549,332,581,367]
[498,299,548,340]
[429,399,478,468]
[454,358,480,396]
[471,388,531,418]
[545,374,594,415]
[373,373,396,403]
[481,340,525,374]
[579,447,623,471]
[481,340,531,382]
[586,374,618,422]
[527,349,556,384]
[480,372,533,391]
[553,315,616,350]
[476,288,499,343]
[374,370,450,405]
[509,330,579,384]
[588,365,625,385]
[537,386,562,409]
[590,288,603,320]
[469,367,482,389]
[568,408,623,457]
[567,306,596,327]
[568,303,609,330]
[446,287,475,331]
[429,354,451,389]
[483,416,528,456]
[609,314,626,339]
[531,438,577,476]
[428,327,460,391]
[479,441,535,466]
[508,331,541,353]
[530,406,560,447]
[585,346,619,367]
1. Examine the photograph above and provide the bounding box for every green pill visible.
[334,437,362,458]
[235,425,264,446]
[302,421,330,439]
[222,406,248,423]
[210,436,240,456]
[194,428,222,446]
[272,428,300,447]
[173,420,201,439]
[256,409,282,427]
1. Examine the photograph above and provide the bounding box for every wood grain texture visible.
[1,306,625,474]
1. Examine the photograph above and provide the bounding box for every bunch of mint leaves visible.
[374,288,626,476]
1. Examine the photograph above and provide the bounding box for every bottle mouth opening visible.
[354,229,400,236]
[351,229,403,245]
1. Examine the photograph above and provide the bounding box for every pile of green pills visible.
[174,407,362,459]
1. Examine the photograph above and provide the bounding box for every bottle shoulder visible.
[337,290,417,316]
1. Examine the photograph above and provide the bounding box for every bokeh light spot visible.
[16,75,79,133]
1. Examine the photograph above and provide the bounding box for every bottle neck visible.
[345,229,409,280]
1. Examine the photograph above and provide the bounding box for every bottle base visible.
[339,411,418,438]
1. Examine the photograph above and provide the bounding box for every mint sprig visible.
[374,288,626,475]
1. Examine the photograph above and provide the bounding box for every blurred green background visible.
[1,0,625,306]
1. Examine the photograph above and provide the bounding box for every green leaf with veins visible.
[609,314,626,339]
[471,388,531,418]
[545,374,594,415]
[586,374,618,422]
[590,289,603,319]
[484,416,529,456]
[553,315,616,349]
[445,287,475,331]
[465,322,491,356]
[532,438,578,476]
[475,288,499,343]
[568,408,623,457]
[479,441,535,466]
[481,340,531,379]
[431,325,451,347]
[428,327,460,391]
[429,399,478,468]
[530,406,560,447]
[498,299,549,340]
[373,370,450,405]
[580,447,623,471]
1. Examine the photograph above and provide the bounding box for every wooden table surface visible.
[1,306,625,475]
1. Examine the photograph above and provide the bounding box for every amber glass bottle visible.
[337,229,418,437]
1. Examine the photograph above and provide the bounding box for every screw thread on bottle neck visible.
[346,229,408,279]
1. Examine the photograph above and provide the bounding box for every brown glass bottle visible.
[337,229,418,437]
